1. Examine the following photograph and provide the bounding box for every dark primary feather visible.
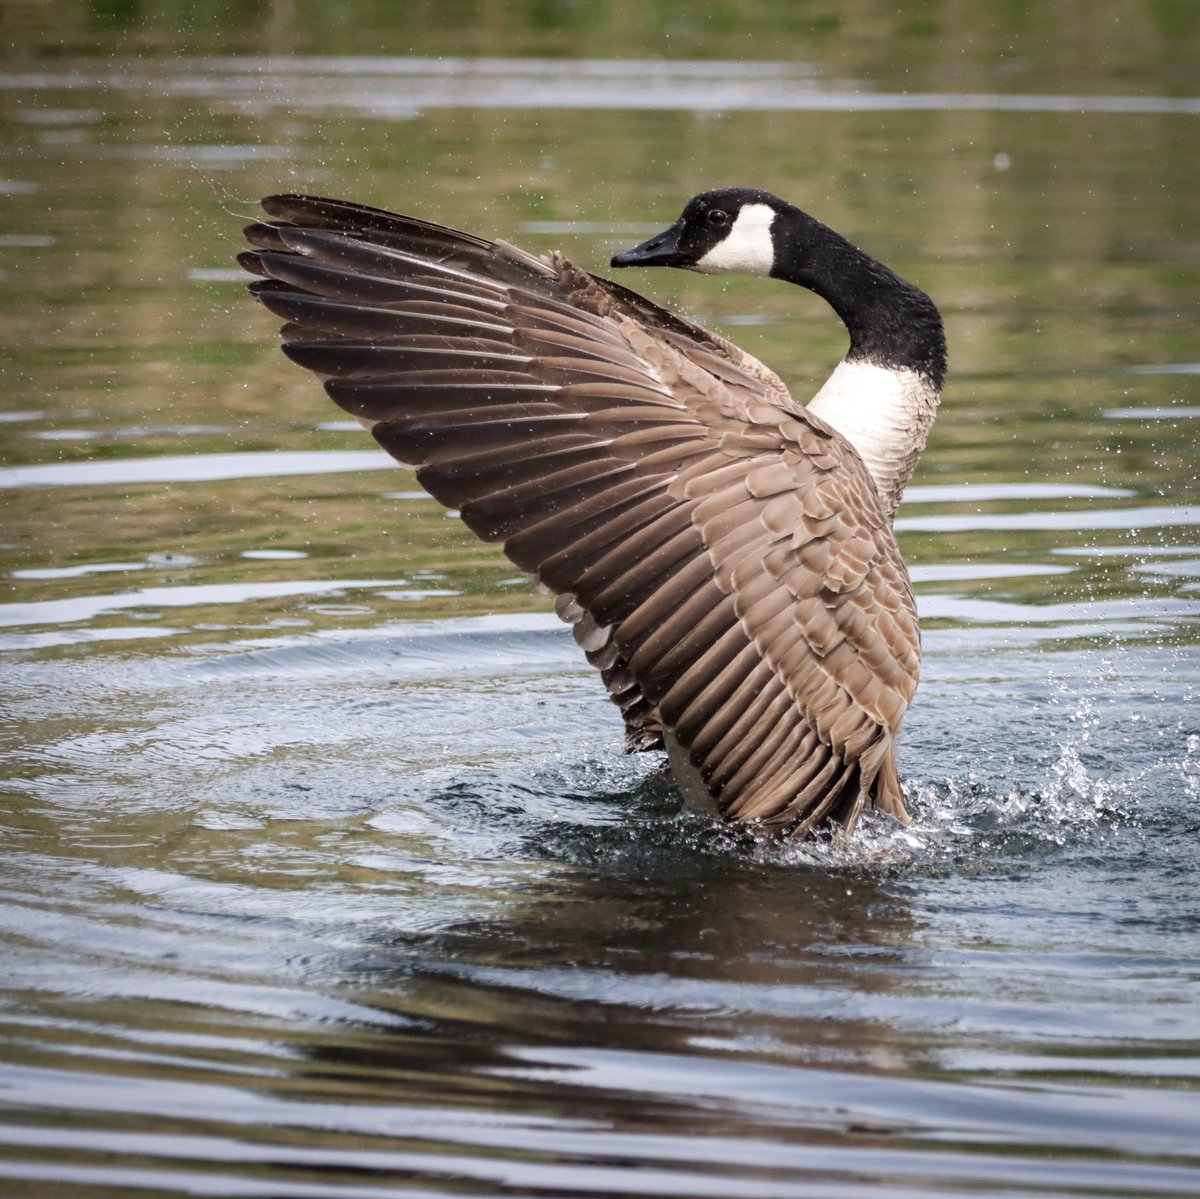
[242,194,921,836]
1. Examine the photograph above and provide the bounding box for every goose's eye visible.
[707,209,731,228]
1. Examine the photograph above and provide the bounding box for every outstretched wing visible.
[242,195,919,835]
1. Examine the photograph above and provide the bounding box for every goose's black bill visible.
[611,222,686,269]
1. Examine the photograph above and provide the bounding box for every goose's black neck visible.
[771,207,946,390]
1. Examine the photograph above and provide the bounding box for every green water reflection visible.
[1,2,1198,648]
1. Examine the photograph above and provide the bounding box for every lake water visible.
[2,6,1199,1196]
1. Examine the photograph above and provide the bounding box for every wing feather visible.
[243,195,922,835]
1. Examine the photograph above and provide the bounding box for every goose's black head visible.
[611,188,788,277]
[611,187,947,388]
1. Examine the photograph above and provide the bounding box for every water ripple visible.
[0,451,395,489]
[7,57,1198,116]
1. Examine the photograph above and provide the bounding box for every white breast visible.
[806,359,938,513]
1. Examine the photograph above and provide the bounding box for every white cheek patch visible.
[694,202,776,276]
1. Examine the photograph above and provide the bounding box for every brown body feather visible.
[242,195,922,836]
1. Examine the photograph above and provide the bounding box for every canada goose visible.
[240,187,946,839]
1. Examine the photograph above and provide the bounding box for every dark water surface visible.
[2,5,1199,1196]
